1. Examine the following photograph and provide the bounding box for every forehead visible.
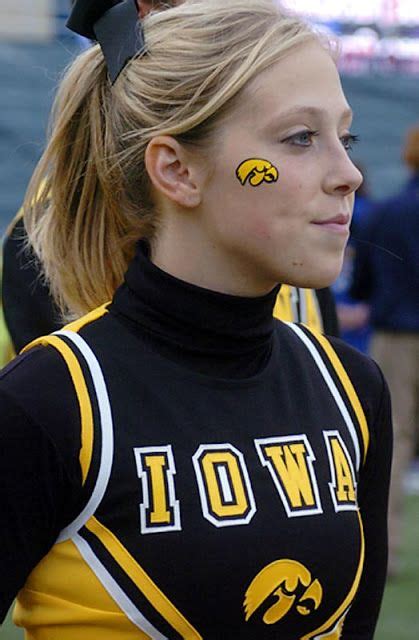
[239,41,351,129]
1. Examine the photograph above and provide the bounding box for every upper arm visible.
[0,390,70,619]
[0,348,83,621]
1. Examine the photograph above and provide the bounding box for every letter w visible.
[255,435,322,517]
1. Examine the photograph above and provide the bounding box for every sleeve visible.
[0,348,83,622]
[333,349,392,639]
[2,216,61,352]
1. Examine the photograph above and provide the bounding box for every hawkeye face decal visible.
[244,559,323,625]
[236,158,279,187]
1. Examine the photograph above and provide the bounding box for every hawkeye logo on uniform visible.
[134,432,357,533]
[244,560,349,639]
[244,559,323,625]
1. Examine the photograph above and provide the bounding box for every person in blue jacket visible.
[351,126,419,576]
[333,165,373,353]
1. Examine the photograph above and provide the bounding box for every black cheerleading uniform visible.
[0,243,391,639]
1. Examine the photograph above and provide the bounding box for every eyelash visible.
[341,133,360,151]
[283,130,360,151]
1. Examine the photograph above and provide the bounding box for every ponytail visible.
[24,45,153,319]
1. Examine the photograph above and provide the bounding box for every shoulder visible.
[281,323,387,418]
[0,302,116,424]
[327,336,387,416]
[326,336,391,466]
[277,323,390,453]
[0,344,81,466]
[275,321,384,394]
[0,343,71,392]
[0,343,75,451]
[303,330,391,472]
[61,303,113,338]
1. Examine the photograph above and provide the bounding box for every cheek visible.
[294,178,306,194]
[250,221,275,241]
[284,168,312,197]
[211,157,304,233]
[236,176,299,234]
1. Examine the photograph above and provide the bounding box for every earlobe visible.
[145,136,202,209]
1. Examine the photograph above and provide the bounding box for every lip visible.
[311,213,350,234]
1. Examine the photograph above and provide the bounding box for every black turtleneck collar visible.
[110,241,280,378]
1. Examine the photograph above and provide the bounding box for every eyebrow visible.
[266,105,353,128]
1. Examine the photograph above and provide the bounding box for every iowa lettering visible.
[133,432,357,534]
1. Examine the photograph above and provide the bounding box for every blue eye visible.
[341,134,360,151]
[284,130,319,147]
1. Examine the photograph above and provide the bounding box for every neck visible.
[110,241,280,378]
[150,223,279,297]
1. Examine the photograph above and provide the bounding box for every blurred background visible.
[0,0,418,638]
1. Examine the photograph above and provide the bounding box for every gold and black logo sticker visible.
[236,158,279,187]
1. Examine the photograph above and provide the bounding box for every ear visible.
[145,136,203,208]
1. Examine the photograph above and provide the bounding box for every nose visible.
[323,147,363,197]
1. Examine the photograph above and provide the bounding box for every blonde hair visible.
[24,0,318,318]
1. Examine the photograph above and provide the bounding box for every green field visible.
[375,494,419,639]
[2,496,419,639]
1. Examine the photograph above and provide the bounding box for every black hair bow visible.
[67,0,145,83]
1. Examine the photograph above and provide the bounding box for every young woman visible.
[0,1,391,638]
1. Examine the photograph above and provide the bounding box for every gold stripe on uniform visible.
[22,335,94,485]
[20,304,110,483]
[304,327,370,465]
[86,516,203,639]
[64,303,110,333]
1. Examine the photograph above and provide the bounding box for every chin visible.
[284,261,343,290]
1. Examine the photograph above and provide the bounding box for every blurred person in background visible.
[2,215,61,355]
[351,126,419,577]
[333,163,373,353]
